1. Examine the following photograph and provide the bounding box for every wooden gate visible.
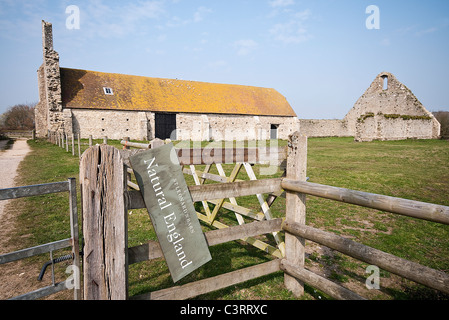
[0,179,81,300]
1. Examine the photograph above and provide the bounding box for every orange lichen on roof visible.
[60,68,296,117]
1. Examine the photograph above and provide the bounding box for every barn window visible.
[103,87,114,95]
[382,76,388,90]
[270,124,279,139]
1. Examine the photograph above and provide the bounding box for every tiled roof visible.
[60,68,296,117]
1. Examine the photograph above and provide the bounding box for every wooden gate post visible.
[80,145,128,300]
[284,132,308,297]
[68,177,81,300]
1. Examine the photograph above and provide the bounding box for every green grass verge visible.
[7,137,449,300]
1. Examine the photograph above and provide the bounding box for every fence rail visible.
[0,181,70,200]
[282,179,449,225]
[282,221,449,295]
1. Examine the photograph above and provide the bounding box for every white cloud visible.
[165,5,212,27]
[81,0,166,38]
[234,39,258,56]
[381,38,391,46]
[208,60,228,69]
[194,6,212,23]
[269,0,295,8]
[269,9,312,44]
[415,27,438,37]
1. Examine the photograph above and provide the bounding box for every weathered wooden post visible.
[68,178,81,300]
[77,133,81,159]
[283,132,308,297]
[89,135,93,147]
[72,134,75,156]
[80,145,128,300]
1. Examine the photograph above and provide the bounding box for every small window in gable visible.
[103,87,114,95]
[382,76,388,91]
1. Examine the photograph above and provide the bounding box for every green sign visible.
[130,143,212,283]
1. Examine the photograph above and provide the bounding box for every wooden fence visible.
[2,130,35,139]
[0,179,81,300]
[79,131,449,300]
[47,131,114,159]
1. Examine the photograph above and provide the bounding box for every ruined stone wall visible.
[298,72,440,141]
[299,119,351,137]
[35,65,48,137]
[35,21,64,137]
[345,72,440,141]
[355,114,438,142]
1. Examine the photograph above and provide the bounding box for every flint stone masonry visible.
[300,72,440,141]
[35,20,64,137]
[177,113,299,141]
[346,72,440,141]
[70,110,299,141]
[356,115,436,142]
[298,119,350,138]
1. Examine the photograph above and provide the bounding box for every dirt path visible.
[0,139,73,300]
[0,139,31,219]
[0,139,36,300]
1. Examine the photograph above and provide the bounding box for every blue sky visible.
[0,0,448,119]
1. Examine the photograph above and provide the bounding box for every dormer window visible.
[103,87,113,95]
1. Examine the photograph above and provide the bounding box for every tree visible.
[1,103,36,131]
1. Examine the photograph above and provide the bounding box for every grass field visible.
[5,137,449,300]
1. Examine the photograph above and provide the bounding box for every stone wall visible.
[35,65,48,137]
[35,21,64,137]
[299,119,351,137]
[345,72,440,141]
[69,110,299,141]
[299,72,441,141]
[177,114,299,141]
[71,109,151,140]
[355,114,438,142]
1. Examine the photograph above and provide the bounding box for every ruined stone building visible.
[35,21,299,141]
[300,72,441,141]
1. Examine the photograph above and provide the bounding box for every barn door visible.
[155,113,176,140]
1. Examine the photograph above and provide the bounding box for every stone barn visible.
[35,21,299,141]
